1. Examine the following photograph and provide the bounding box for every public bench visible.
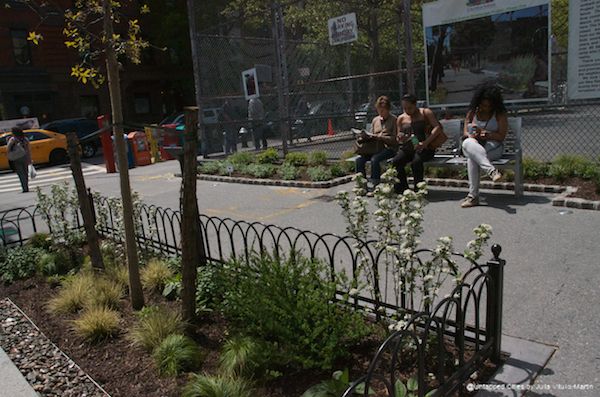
[348,117,523,197]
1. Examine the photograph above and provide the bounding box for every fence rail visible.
[0,196,505,396]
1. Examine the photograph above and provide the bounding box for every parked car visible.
[291,99,352,141]
[42,118,101,158]
[0,129,68,170]
[159,108,224,154]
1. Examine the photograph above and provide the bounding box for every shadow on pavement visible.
[426,189,552,215]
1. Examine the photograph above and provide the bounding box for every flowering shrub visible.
[336,168,493,326]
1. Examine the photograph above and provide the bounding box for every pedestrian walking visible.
[7,127,32,193]
[248,97,268,150]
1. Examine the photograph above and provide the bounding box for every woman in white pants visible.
[461,86,508,208]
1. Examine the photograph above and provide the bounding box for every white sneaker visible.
[489,169,502,182]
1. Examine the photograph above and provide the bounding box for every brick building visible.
[0,1,193,125]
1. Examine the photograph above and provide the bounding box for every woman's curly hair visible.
[469,85,507,114]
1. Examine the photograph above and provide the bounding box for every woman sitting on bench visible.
[461,86,507,208]
[355,96,398,192]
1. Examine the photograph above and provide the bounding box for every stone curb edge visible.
[197,174,354,189]
[550,186,600,211]
[2,298,111,397]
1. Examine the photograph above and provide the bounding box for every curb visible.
[551,186,600,211]
[197,174,354,189]
[423,177,566,193]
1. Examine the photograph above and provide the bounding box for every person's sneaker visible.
[489,169,502,182]
[461,195,479,208]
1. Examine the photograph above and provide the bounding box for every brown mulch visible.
[0,277,501,396]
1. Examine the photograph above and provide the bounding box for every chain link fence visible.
[194,0,599,162]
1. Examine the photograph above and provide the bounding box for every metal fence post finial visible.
[486,243,505,363]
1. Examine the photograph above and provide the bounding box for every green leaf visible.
[407,377,419,392]
[395,380,407,397]
[355,382,375,395]
[301,384,329,397]
[332,370,344,382]
[425,389,437,397]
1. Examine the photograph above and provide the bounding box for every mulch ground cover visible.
[0,277,500,396]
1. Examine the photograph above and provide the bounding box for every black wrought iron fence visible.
[1,193,506,396]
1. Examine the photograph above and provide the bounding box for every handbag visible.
[427,129,448,149]
[7,139,26,161]
[28,164,37,179]
[354,138,384,156]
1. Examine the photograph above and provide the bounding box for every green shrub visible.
[72,306,120,342]
[256,148,279,164]
[308,151,328,166]
[548,163,569,182]
[182,374,254,397]
[284,152,308,166]
[129,306,185,352]
[279,163,300,180]
[220,253,372,370]
[152,334,202,376]
[307,166,333,182]
[301,369,373,397]
[228,151,255,165]
[106,264,129,293]
[27,233,52,250]
[247,164,276,179]
[522,157,549,180]
[199,161,225,175]
[37,249,72,276]
[88,278,124,309]
[340,150,356,161]
[330,161,354,178]
[141,258,174,292]
[551,154,597,179]
[47,273,96,314]
[163,274,182,300]
[196,263,227,311]
[0,246,45,284]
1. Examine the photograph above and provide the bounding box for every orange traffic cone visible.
[327,119,334,136]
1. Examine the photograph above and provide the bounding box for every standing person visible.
[355,96,398,192]
[392,94,444,194]
[7,127,32,193]
[460,86,507,208]
[248,97,267,150]
[221,100,237,154]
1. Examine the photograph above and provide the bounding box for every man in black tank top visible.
[392,94,444,194]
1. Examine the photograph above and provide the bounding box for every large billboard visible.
[568,0,600,100]
[423,0,551,107]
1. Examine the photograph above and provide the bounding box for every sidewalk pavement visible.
[0,347,37,397]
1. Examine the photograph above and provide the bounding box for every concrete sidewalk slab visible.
[0,347,37,397]
[475,335,556,397]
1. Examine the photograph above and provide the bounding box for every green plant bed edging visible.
[197,173,354,189]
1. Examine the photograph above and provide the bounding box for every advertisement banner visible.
[328,13,358,46]
[242,68,260,100]
[567,0,600,100]
[423,0,551,107]
[0,118,39,132]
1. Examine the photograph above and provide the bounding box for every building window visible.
[80,95,100,118]
[134,94,151,114]
[11,29,32,66]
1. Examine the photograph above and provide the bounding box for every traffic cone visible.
[327,119,334,136]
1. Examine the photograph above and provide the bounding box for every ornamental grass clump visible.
[72,306,120,342]
[182,374,254,397]
[336,168,493,331]
[129,305,185,352]
[141,258,174,292]
[152,334,202,376]
[47,273,96,314]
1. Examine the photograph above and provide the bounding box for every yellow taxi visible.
[0,129,68,170]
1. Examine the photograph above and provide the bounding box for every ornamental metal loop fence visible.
[0,192,506,396]
[187,0,599,163]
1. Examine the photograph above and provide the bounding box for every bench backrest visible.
[435,116,522,155]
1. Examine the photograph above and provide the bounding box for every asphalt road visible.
[1,158,599,396]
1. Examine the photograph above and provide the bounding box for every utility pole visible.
[397,8,404,99]
[186,0,207,157]
[272,1,290,155]
[403,0,415,95]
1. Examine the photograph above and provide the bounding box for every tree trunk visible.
[180,108,201,326]
[103,0,144,310]
[66,132,104,270]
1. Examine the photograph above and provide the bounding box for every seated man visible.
[392,94,444,193]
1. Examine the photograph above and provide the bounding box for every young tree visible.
[8,0,151,309]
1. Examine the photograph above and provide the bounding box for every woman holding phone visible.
[460,86,507,208]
